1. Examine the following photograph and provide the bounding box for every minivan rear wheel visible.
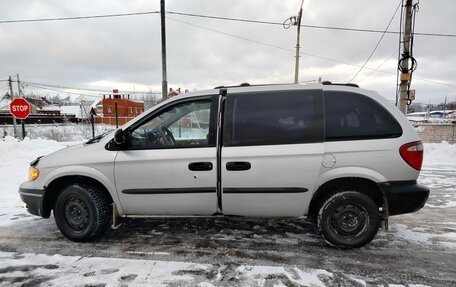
[317,191,379,248]
[54,184,110,242]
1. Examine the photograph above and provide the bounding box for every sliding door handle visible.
[226,161,251,171]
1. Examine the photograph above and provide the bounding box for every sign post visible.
[10,98,31,139]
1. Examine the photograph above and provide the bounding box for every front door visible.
[221,89,325,217]
[114,95,219,215]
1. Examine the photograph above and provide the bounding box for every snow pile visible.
[423,141,456,166]
[0,136,68,165]
[0,137,70,226]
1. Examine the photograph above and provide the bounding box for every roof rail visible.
[321,81,359,88]
[214,82,250,89]
[213,82,303,89]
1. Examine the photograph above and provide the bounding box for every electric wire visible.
[349,0,402,82]
[166,17,295,53]
[0,9,454,38]
[24,83,103,97]
[167,16,390,75]
[22,81,153,94]
[357,48,400,83]
[168,16,456,88]
[3,7,455,94]
[166,11,456,38]
[23,81,115,93]
[0,11,159,24]
[167,11,281,26]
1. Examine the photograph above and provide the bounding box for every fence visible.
[413,123,456,144]
[0,123,115,142]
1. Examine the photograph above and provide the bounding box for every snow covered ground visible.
[0,136,455,286]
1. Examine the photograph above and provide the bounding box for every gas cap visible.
[322,154,336,168]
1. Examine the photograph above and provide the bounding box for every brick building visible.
[93,90,144,125]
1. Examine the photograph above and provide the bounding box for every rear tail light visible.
[399,141,424,170]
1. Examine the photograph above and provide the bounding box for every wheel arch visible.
[42,170,118,218]
[308,177,384,221]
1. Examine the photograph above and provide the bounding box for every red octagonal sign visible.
[10,98,31,119]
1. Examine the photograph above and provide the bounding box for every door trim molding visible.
[122,187,216,195]
[223,188,308,194]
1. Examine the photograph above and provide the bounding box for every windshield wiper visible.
[86,131,109,144]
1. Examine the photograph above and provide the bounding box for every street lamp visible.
[284,0,305,84]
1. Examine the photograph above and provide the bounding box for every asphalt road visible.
[0,166,455,286]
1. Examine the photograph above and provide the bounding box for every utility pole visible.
[16,73,22,96]
[443,96,447,118]
[398,0,414,115]
[8,76,18,138]
[160,0,168,101]
[294,0,305,84]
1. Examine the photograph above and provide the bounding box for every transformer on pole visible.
[398,0,418,115]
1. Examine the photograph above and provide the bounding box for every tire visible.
[54,184,111,242]
[317,191,379,249]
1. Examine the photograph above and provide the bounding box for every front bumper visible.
[19,187,45,217]
[379,180,430,216]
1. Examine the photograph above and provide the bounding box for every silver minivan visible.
[19,83,429,248]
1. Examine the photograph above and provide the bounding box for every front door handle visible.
[188,162,213,171]
[226,161,251,171]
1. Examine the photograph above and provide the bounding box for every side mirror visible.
[114,129,124,145]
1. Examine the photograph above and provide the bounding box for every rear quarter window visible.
[224,90,324,146]
[324,91,402,141]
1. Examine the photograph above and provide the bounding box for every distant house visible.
[0,94,78,124]
[60,105,85,120]
[407,110,456,123]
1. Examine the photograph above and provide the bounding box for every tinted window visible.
[127,99,216,149]
[224,90,324,146]
[324,91,402,141]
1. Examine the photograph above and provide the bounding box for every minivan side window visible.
[127,99,216,149]
[324,91,402,141]
[224,90,324,146]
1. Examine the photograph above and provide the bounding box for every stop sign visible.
[10,98,31,119]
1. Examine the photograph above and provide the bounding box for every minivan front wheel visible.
[54,184,110,242]
[317,191,379,248]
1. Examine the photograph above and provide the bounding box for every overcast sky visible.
[0,0,455,104]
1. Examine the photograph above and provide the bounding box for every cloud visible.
[0,0,454,104]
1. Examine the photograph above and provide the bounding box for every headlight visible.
[26,166,40,181]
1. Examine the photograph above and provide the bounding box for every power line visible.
[167,16,383,73]
[302,25,456,38]
[166,11,282,26]
[3,12,454,92]
[0,9,455,38]
[349,0,402,82]
[413,76,456,88]
[23,81,113,93]
[357,48,400,83]
[166,10,456,38]
[22,81,154,94]
[24,83,101,97]
[166,17,294,53]
[0,11,159,24]
[168,16,456,88]
[24,82,163,98]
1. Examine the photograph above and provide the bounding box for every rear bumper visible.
[378,181,430,216]
[18,187,45,217]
